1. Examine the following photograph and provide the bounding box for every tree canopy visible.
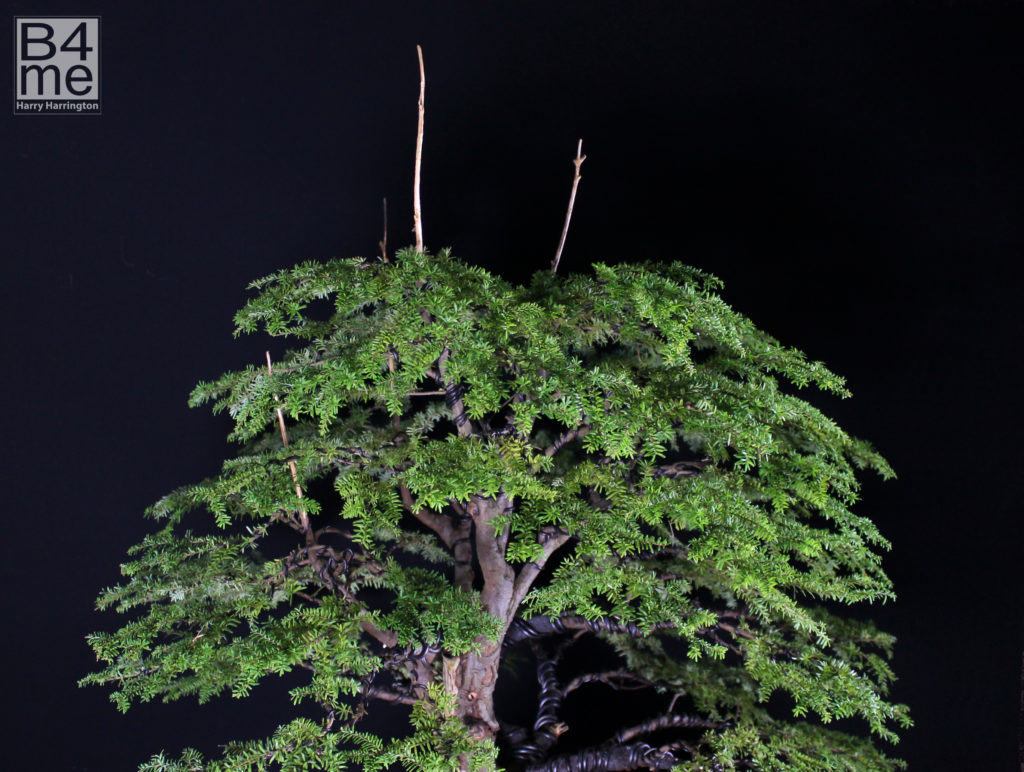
[82,247,910,771]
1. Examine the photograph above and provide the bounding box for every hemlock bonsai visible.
[82,49,909,772]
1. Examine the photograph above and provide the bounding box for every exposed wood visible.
[266,351,313,545]
[551,139,586,274]
[413,45,426,253]
[379,196,388,262]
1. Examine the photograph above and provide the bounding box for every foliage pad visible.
[83,248,909,771]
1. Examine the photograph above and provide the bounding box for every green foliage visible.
[137,686,497,772]
[83,247,907,771]
[379,564,504,654]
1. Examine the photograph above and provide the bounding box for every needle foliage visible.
[82,247,909,771]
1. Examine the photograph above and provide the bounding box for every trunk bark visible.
[446,641,504,739]
[448,493,519,770]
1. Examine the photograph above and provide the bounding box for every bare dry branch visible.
[551,139,586,274]
[414,45,426,254]
[379,196,389,262]
[266,351,313,545]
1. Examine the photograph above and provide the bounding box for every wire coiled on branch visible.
[512,641,564,761]
[523,742,679,772]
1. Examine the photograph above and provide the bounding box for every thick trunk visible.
[446,641,504,739]
[447,493,518,769]
[440,493,566,769]
[445,638,510,772]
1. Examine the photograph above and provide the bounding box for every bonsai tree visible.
[82,244,909,771]
[82,49,909,772]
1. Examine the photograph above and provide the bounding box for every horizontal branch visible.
[650,459,710,478]
[284,544,399,649]
[562,668,652,696]
[543,424,591,457]
[398,482,453,543]
[525,742,679,772]
[612,713,725,745]
[359,618,399,649]
[363,685,419,706]
[505,614,675,645]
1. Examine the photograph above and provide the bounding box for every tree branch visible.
[266,351,314,546]
[551,139,586,274]
[543,424,591,457]
[611,713,725,745]
[525,742,679,772]
[413,45,425,254]
[650,459,710,479]
[437,347,474,438]
[359,618,399,649]
[443,498,476,592]
[379,196,388,263]
[398,482,452,542]
[471,493,517,620]
[562,669,652,697]
[513,641,565,762]
[506,614,675,645]
[452,529,475,593]
[364,686,418,706]
[715,619,756,641]
[284,544,399,649]
[512,527,572,609]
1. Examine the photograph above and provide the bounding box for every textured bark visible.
[450,641,505,740]
[449,493,518,768]
[447,494,622,770]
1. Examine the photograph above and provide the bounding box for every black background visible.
[3,1,1022,769]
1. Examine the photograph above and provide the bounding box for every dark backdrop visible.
[3,1,1022,769]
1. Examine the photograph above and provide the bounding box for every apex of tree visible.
[83,248,909,771]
